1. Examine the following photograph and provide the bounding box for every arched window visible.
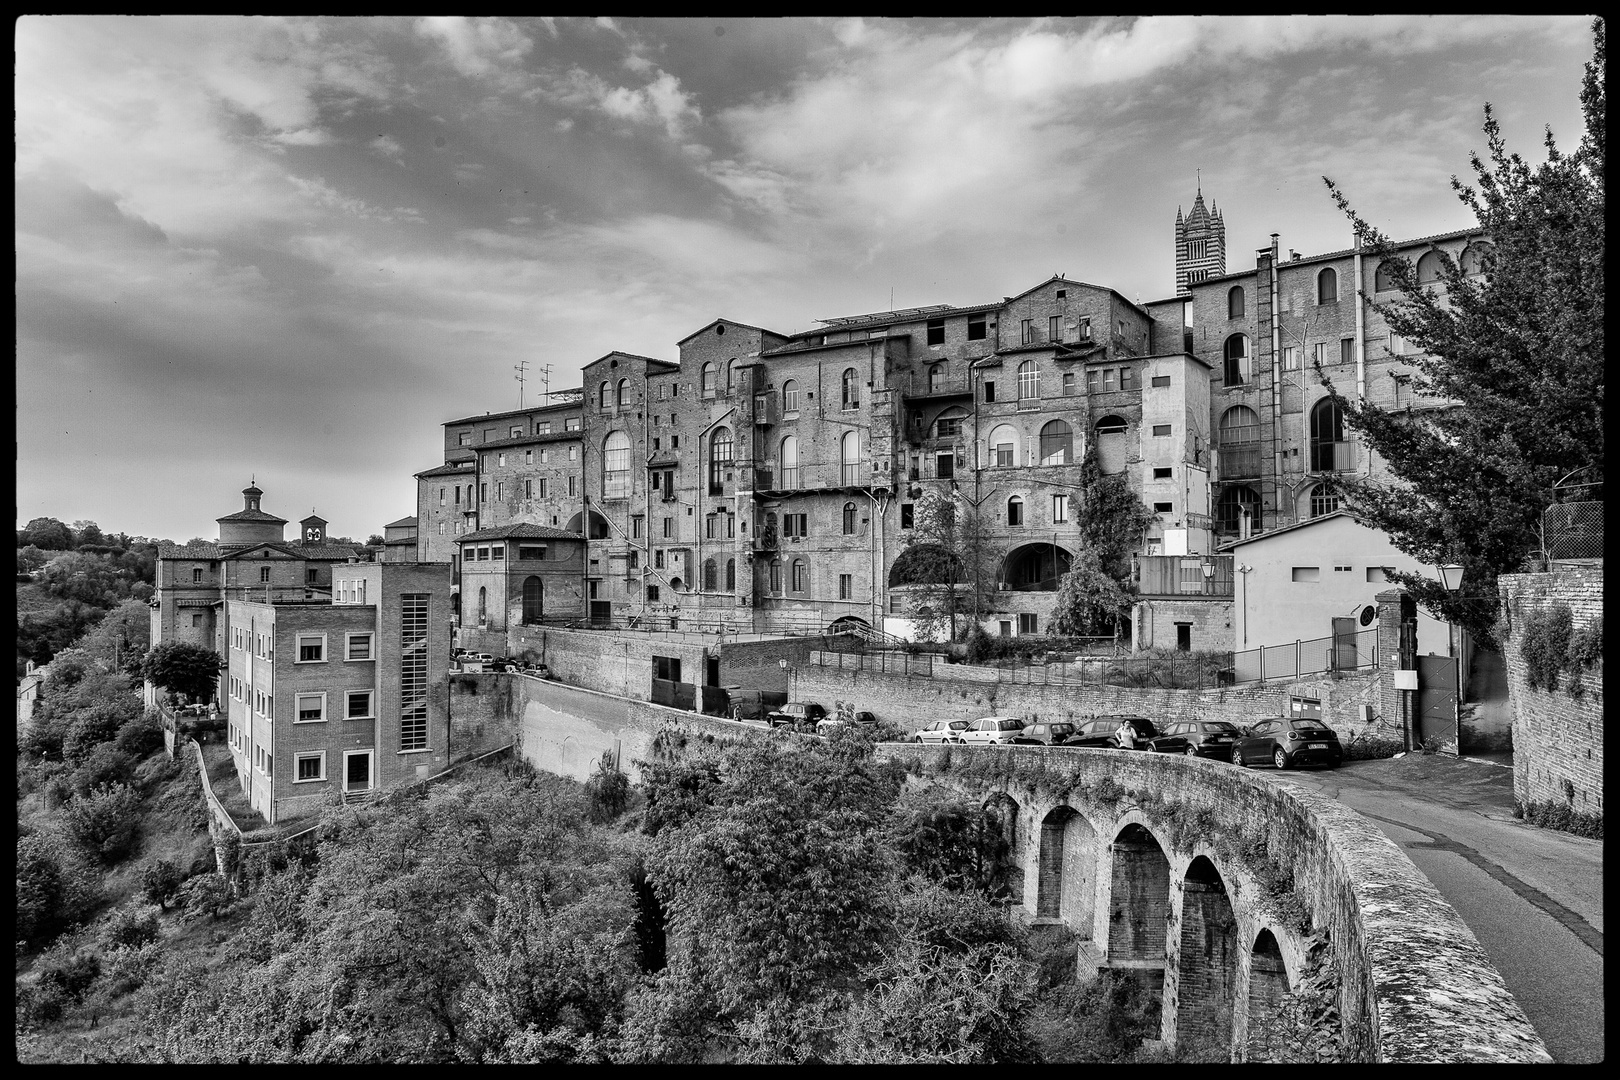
[933,407,967,439]
[1007,495,1024,526]
[1218,405,1262,479]
[1310,398,1347,472]
[842,368,859,410]
[1309,483,1340,518]
[723,361,733,395]
[1374,260,1397,292]
[928,363,945,393]
[781,379,798,413]
[725,558,735,591]
[522,576,543,624]
[616,378,630,407]
[701,362,715,396]
[841,431,860,485]
[477,586,487,623]
[1416,250,1443,284]
[603,430,631,498]
[1017,360,1039,400]
[599,381,611,412]
[1223,333,1250,385]
[1094,415,1127,475]
[703,559,717,591]
[791,558,806,593]
[988,423,1020,467]
[709,426,733,494]
[1228,285,1245,319]
[1039,420,1073,466]
[1214,486,1260,536]
[843,502,857,535]
[1461,243,1492,276]
[1317,267,1338,304]
[779,436,799,487]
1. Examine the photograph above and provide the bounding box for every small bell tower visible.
[300,513,327,546]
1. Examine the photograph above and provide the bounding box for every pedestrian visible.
[1116,721,1136,750]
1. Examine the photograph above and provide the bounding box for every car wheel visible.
[1183,745,1199,757]
[1273,747,1288,770]
[914,736,923,743]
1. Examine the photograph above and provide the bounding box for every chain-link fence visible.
[1542,500,1603,561]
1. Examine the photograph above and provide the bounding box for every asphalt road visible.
[1264,754,1604,1064]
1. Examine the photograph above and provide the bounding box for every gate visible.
[1416,654,1459,754]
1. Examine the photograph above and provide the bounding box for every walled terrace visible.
[877,742,1548,1063]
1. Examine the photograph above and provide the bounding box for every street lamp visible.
[1438,564,1464,661]
[1236,564,1253,646]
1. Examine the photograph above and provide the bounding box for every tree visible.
[20,516,74,550]
[62,782,143,863]
[366,534,386,547]
[16,833,102,948]
[143,641,225,704]
[892,492,1004,642]
[1073,441,1155,582]
[79,597,153,674]
[1050,549,1137,638]
[1316,20,1604,643]
[72,520,106,548]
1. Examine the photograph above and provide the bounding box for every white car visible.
[911,719,972,744]
[957,716,1027,746]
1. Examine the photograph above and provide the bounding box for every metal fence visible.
[1229,628,1379,684]
[1542,500,1603,561]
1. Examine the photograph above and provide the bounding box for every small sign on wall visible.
[1393,669,1419,690]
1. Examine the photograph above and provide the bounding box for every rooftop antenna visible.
[889,285,894,312]
[539,362,554,399]
[514,360,529,410]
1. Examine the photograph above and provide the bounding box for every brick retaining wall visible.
[1498,566,1603,815]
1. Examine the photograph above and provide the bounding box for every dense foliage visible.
[1317,20,1604,644]
[17,518,158,676]
[892,492,1005,642]
[142,642,225,705]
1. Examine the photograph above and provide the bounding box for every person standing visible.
[1116,720,1137,750]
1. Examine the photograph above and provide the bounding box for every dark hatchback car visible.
[1012,721,1080,746]
[1071,716,1175,750]
[1235,717,1344,770]
[1161,719,1246,760]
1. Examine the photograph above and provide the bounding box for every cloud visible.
[542,64,701,140]
[415,16,534,79]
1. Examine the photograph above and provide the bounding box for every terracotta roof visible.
[1189,228,1486,289]
[158,541,221,559]
[415,462,477,479]
[215,508,288,524]
[384,516,417,529]
[1216,510,1364,551]
[383,536,418,546]
[459,523,585,542]
[442,400,583,427]
[292,544,365,560]
[675,318,788,346]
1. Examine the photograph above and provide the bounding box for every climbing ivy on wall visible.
[1517,602,1603,696]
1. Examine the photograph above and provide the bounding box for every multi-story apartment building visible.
[413,193,1483,646]
[224,560,452,823]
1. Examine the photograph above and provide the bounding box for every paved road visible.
[1265,754,1603,1064]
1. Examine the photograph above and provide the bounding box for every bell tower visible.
[300,514,328,546]
[1175,177,1226,295]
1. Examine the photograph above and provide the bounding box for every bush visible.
[178,873,233,922]
[1343,731,1405,761]
[133,752,180,791]
[73,742,137,794]
[584,751,631,824]
[102,904,161,949]
[1516,799,1603,840]
[62,783,143,864]
[139,859,185,910]
[16,833,102,949]
[35,941,103,1004]
[115,710,165,758]
[61,697,142,763]
[1029,969,1161,1063]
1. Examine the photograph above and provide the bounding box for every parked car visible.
[1161,719,1245,760]
[768,701,827,731]
[521,663,552,680]
[911,719,972,744]
[1234,717,1343,770]
[957,716,1027,746]
[816,711,877,735]
[725,687,789,723]
[1069,715,1153,749]
[1012,721,1080,746]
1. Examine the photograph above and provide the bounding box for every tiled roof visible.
[384,516,417,529]
[215,508,288,524]
[383,536,418,546]
[1216,510,1359,551]
[1189,228,1485,288]
[158,541,221,559]
[442,400,583,427]
[675,318,787,346]
[459,523,585,542]
[292,545,365,560]
[415,462,477,478]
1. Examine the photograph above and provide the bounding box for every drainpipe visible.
[1268,234,1283,497]
[1353,232,1368,478]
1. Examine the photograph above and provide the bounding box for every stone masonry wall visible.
[1498,566,1603,815]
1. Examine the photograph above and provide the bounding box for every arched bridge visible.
[878,743,1551,1063]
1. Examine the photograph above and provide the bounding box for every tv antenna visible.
[514,361,529,409]
[538,362,554,399]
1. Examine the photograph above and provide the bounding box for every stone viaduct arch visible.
[894,744,1549,1063]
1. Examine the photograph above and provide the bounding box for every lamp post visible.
[1236,564,1253,646]
[1438,563,1464,660]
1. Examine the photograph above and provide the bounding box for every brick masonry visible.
[1498,566,1603,815]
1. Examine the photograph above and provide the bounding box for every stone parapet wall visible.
[1498,566,1604,815]
[794,657,1383,735]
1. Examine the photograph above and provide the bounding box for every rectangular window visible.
[1366,566,1389,583]
[652,656,682,682]
[538,478,548,498]
[1120,367,1136,390]
[346,632,373,661]
[525,450,533,465]
[1154,501,1173,512]
[1021,319,1035,345]
[1047,316,1060,343]
[983,381,995,402]
[346,690,374,720]
[838,574,852,600]
[480,483,488,503]
[647,585,660,602]
[538,422,552,435]
[1062,371,1076,396]
[1087,369,1100,394]
[1282,345,1301,371]
[492,545,504,561]
[631,515,644,538]
[967,313,987,340]
[192,613,203,627]
[1341,338,1355,366]
[568,476,577,497]
[192,567,202,583]
[455,486,461,505]
[1291,567,1322,583]
[296,692,326,723]
[566,417,580,431]
[994,443,1013,467]
[476,546,489,561]
[936,452,954,480]
[654,548,665,569]
[260,566,271,583]
[495,482,504,500]
[1051,494,1068,523]
[926,318,945,345]
[1019,613,1038,634]
[498,452,506,467]
[511,427,522,439]
[296,634,325,663]
[1334,565,1353,572]
[901,503,914,529]
[458,431,472,446]
[1153,467,1173,479]
[662,517,674,538]
[518,545,545,560]
[540,448,549,463]
[1313,342,1327,368]
[1152,424,1171,437]
[783,513,808,538]
[1102,369,1117,393]
[670,435,679,450]
[400,594,430,751]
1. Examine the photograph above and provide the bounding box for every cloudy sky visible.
[16,15,1592,542]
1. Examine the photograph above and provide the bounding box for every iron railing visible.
[1229,628,1379,684]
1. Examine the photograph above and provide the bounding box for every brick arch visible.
[1035,804,1098,933]
[1177,855,1240,1053]
[1243,928,1293,1062]
[982,792,1024,905]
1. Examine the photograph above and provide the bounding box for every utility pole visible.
[514,361,529,410]
[538,362,554,400]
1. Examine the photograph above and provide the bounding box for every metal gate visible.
[1417,654,1459,754]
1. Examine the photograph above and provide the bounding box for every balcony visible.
[1218,443,1263,480]
[901,371,973,400]
[1137,555,1234,597]
[1308,440,1357,474]
[755,462,870,493]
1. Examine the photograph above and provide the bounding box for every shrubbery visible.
[1515,799,1602,840]
[16,833,103,948]
[62,783,143,864]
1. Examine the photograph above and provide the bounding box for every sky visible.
[16,15,1594,542]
